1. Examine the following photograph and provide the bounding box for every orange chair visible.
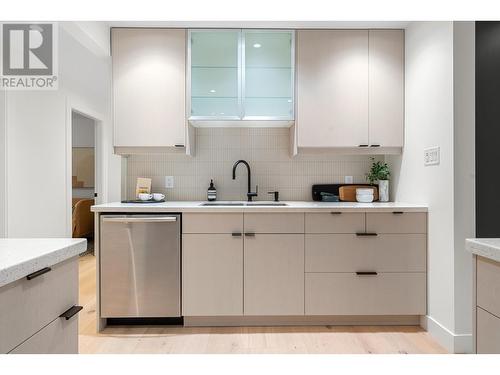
[72,198,94,238]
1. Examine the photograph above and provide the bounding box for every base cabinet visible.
[244,234,304,315]
[182,234,243,316]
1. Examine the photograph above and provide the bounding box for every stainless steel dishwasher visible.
[100,214,181,318]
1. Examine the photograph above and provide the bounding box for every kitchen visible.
[1,1,499,372]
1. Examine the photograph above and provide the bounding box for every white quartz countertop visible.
[466,238,500,263]
[0,238,87,288]
[92,201,428,213]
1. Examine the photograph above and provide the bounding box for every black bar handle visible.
[26,267,51,280]
[330,212,342,215]
[392,211,404,214]
[232,232,242,237]
[356,271,378,276]
[358,144,369,147]
[370,144,381,147]
[59,305,83,320]
[356,232,378,236]
[245,232,256,237]
[174,144,185,148]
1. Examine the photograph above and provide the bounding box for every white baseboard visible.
[421,315,473,353]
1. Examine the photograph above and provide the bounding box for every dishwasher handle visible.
[103,216,178,223]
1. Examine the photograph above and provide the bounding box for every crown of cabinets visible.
[188,29,295,125]
[295,30,404,152]
[111,28,403,155]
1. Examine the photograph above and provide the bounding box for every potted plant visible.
[366,158,391,202]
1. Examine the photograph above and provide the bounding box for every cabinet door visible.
[369,30,404,147]
[112,28,186,147]
[189,30,240,119]
[244,234,304,315]
[297,30,369,147]
[243,30,294,119]
[183,234,243,316]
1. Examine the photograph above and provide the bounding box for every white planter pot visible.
[378,180,389,202]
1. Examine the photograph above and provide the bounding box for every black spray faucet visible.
[232,160,258,202]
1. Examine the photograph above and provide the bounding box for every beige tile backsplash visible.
[125,128,382,201]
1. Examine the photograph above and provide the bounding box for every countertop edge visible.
[0,239,87,288]
[466,239,500,263]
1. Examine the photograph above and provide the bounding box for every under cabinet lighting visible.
[253,43,262,48]
[209,89,216,93]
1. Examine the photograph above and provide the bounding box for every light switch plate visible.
[165,176,174,189]
[424,147,440,166]
[344,175,354,184]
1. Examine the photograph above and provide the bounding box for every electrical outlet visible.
[424,147,440,166]
[344,176,354,184]
[165,176,174,189]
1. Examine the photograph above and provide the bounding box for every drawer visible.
[244,213,304,233]
[9,313,78,354]
[305,273,426,315]
[305,234,426,272]
[0,256,78,353]
[182,213,243,234]
[477,256,500,318]
[366,212,427,234]
[477,307,500,354]
[305,212,365,234]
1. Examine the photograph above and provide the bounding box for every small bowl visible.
[356,194,374,203]
[356,188,374,195]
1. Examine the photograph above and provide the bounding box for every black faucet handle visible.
[247,185,258,201]
[268,191,279,202]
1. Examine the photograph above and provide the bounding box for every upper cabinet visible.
[112,28,190,153]
[188,29,295,125]
[296,29,404,152]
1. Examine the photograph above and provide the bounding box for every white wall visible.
[72,112,95,147]
[388,21,475,353]
[0,91,6,238]
[452,21,475,347]
[3,22,120,237]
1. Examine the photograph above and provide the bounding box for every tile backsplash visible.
[125,128,381,201]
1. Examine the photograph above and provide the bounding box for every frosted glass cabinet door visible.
[243,31,294,119]
[190,30,240,118]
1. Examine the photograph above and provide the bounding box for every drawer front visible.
[9,315,78,354]
[477,257,500,318]
[366,212,427,233]
[244,213,304,233]
[305,234,426,272]
[182,213,243,233]
[0,257,78,354]
[305,273,426,315]
[305,212,365,234]
[477,307,500,354]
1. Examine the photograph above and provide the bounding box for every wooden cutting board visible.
[339,185,379,202]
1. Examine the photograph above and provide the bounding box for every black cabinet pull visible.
[245,232,256,237]
[356,232,378,236]
[59,305,83,320]
[356,271,378,276]
[370,144,381,147]
[358,144,369,148]
[174,144,185,148]
[330,212,342,215]
[231,232,242,237]
[392,211,404,215]
[26,267,51,280]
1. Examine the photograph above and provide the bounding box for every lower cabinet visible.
[244,234,304,315]
[477,307,500,354]
[182,234,243,316]
[9,314,78,354]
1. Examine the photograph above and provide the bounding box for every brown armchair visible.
[72,198,94,238]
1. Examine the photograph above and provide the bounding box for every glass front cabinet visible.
[188,29,295,123]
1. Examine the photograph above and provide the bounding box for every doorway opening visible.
[71,111,97,253]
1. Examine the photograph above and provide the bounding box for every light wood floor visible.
[78,254,447,354]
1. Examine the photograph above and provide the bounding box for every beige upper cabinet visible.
[296,29,404,151]
[297,30,369,148]
[368,30,404,148]
[112,28,186,150]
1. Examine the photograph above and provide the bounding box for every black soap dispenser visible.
[207,179,217,201]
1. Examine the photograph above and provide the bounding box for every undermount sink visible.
[200,202,288,207]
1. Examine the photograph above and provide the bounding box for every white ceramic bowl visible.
[356,188,374,195]
[356,194,374,203]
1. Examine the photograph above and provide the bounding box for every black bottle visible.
[207,179,217,201]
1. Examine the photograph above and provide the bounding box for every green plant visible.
[366,158,390,184]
